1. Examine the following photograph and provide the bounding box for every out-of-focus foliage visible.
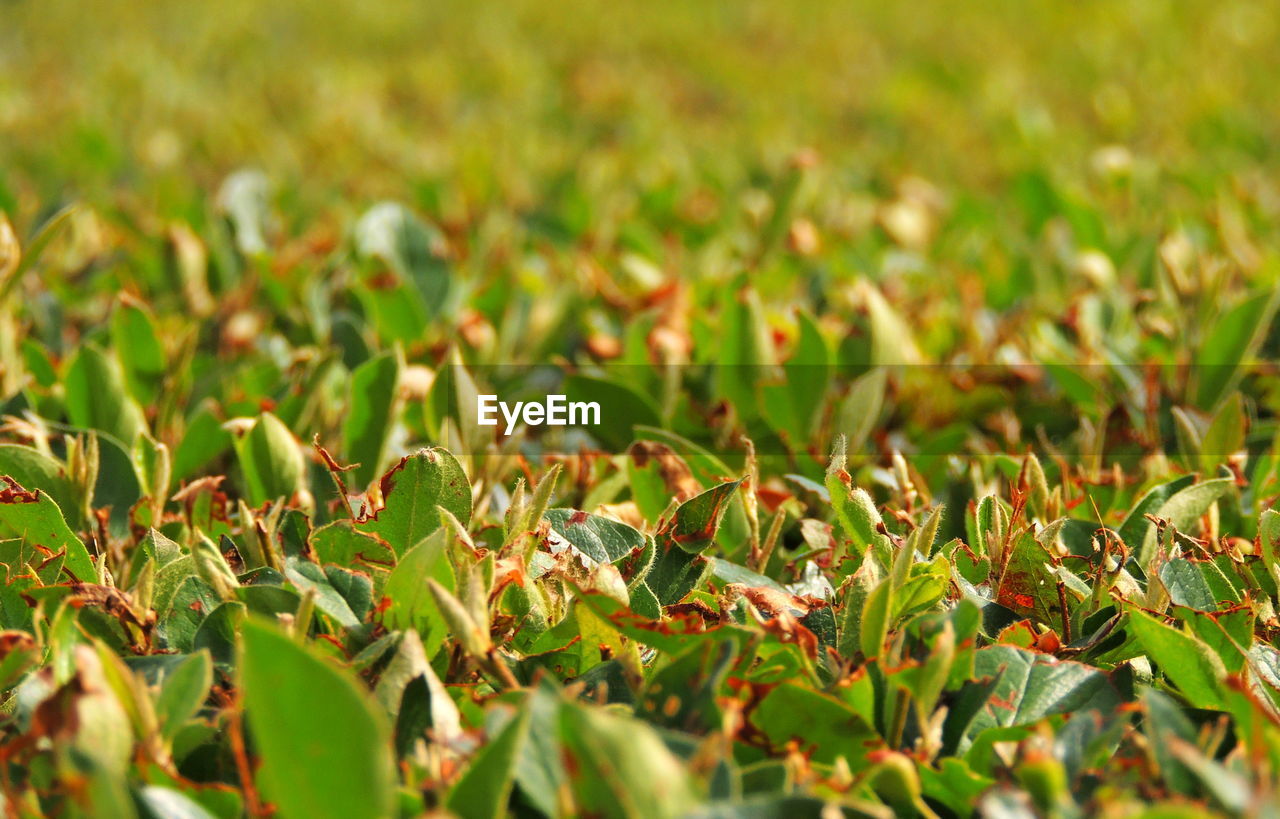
[3,0,1280,816]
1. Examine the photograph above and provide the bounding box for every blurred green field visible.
[5,2,1280,817]
[4,0,1278,215]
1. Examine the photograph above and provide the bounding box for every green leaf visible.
[994,530,1064,631]
[1261,508,1280,571]
[193,601,246,666]
[642,480,742,605]
[1117,475,1196,554]
[960,646,1119,742]
[110,299,166,405]
[627,442,697,523]
[1140,477,1233,563]
[761,310,831,443]
[64,344,148,446]
[1,204,75,300]
[0,479,97,583]
[836,367,887,454]
[860,578,894,660]
[544,508,645,564]
[312,520,394,571]
[716,279,776,427]
[172,402,234,482]
[379,530,455,658]
[0,444,78,526]
[1194,286,1280,409]
[357,448,471,556]
[661,480,742,554]
[559,702,700,819]
[354,202,450,320]
[824,438,891,564]
[749,682,881,766]
[373,630,461,753]
[563,374,661,451]
[1198,392,1246,473]
[855,278,925,365]
[1128,608,1229,710]
[231,412,305,506]
[156,650,212,739]
[240,618,393,819]
[159,575,220,652]
[446,706,531,819]
[1141,689,1198,796]
[1159,559,1217,611]
[343,350,401,489]
[285,559,361,629]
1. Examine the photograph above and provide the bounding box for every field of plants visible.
[3,0,1280,816]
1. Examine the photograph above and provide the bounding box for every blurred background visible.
[3,0,1277,221]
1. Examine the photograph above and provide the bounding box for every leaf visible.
[1140,689,1198,796]
[836,367,887,454]
[642,481,742,605]
[155,650,212,739]
[354,202,450,319]
[159,575,220,653]
[559,701,700,819]
[325,566,374,621]
[284,559,361,629]
[343,350,401,489]
[1159,559,1217,611]
[749,682,881,766]
[240,618,393,819]
[627,442,700,523]
[231,412,305,506]
[994,530,1063,631]
[1116,475,1196,554]
[707,557,788,594]
[312,520,394,571]
[64,344,148,446]
[825,440,890,561]
[218,169,272,255]
[1140,478,1233,563]
[661,480,742,554]
[1194,286,1280,409]
[0,444,78,526]
[379,530,455,658]
[1198,392,1246,473]
[110,299,166,405]
[0,479,97,583]
[373,630,461,751]
[357,448,471,556]
[514,684,568,817]
[717,279,777,426]
[563,374,661,451]
[959,646,1120,743]
[193,601,246,666]
[762,310,831,443]
[860,578,894,660]
[0,204,75,301]
[544,508,646,564]
[1128,608,1229,710]
[855,278,925,365]
[94,432,144,538]
[446,706,531,819]
[172,402,233,482]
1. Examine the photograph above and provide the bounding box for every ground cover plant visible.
[4,0,1280,816]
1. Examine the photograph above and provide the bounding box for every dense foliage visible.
[4,1,1280,816]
